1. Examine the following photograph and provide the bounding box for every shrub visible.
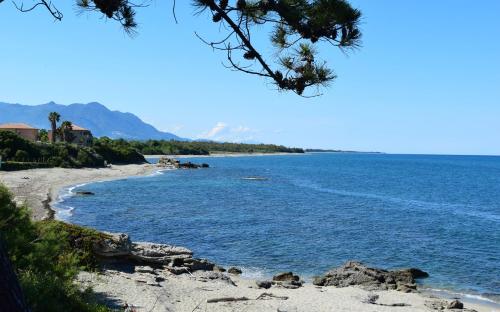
[0,185,111,311]
[14,150,30,162]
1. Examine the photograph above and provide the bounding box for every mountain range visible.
[0,101,184,141]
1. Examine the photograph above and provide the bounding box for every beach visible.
[0,164,498,312]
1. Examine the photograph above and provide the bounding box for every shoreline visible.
[1,165,498,311]
[0,163,158,221]
[144,152,306,159]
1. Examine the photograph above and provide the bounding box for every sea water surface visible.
[58,153,500,302]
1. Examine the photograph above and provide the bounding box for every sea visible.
[55,153,500,305]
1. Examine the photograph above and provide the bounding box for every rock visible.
[93,232,132,257]
[447,300,464,309]
[228,267,243,275]
[275,280,302,289]
[201,272,236,286]
[167,266,190,275]
[183,258,215,271]
[157,157,180,168]
[157,157,209,169]
[130,242,193,264]
[256,280,272,289]
[76,191,95,195]
[213,265,226,272]
[397,283,417,293]
[273,272,300,282]
[313,261,428,292]
[401,268,429,279]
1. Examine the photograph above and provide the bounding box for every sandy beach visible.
[0,165,498,312]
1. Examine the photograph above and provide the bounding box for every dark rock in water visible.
[400,268,429,279]
[447,300,464,309]
[256,280,272,289]
[157,156,209,169]
[313,261,428,292]
[228,267,242,275]
[273,272,300,282]
[76,191,95,195]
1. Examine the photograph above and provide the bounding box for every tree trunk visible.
[0,239,30,312]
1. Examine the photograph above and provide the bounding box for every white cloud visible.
[197,122,228,139]
[197,122,259,142]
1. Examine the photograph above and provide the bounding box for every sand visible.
[1,165,498,312]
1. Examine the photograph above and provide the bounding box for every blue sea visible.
[57,153,500,303]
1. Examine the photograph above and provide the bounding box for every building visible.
[0,123,39,141]
[48,124,93,146]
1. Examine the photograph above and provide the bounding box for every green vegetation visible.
[0,130,146,170]
[127,139,304,155]
[0,185,111,311]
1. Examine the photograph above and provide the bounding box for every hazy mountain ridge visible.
[0,101,184,140]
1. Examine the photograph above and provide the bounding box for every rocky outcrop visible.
[313,261,428,292]
[157,157,209,169]
[272,272,303,289]
[92,232,215,273]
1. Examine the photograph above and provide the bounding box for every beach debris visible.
[207,296,250,303]
[256,292,289,300]
[207,292,288,304]
[363,294,411,307]
[256,280,272,289]
[75,191,95,195]
[228,267,243,275]
[313,261,428,292]
[363,294,379,304]
[447,300,464,309]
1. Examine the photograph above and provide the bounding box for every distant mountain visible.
[0,101,185,141]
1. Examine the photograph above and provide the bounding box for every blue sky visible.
[1,1,499,154]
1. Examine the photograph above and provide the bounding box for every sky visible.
[0,1,499,155]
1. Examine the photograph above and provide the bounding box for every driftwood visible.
[207,297,250,303]
[207,292,289,304]
[256,292,289,300]
[363,294,410,307]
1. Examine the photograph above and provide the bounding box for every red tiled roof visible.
[71,124,88,131]
[0,123,38,130]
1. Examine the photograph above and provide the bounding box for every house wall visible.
[1,128,38,141]
[48,130,93,146]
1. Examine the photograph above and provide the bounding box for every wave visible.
[291,179,500,223]
[53,182,91,220]
[422,287,500,306]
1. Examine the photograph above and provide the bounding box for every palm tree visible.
[59,121,73,143]
[48,112,60,143]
